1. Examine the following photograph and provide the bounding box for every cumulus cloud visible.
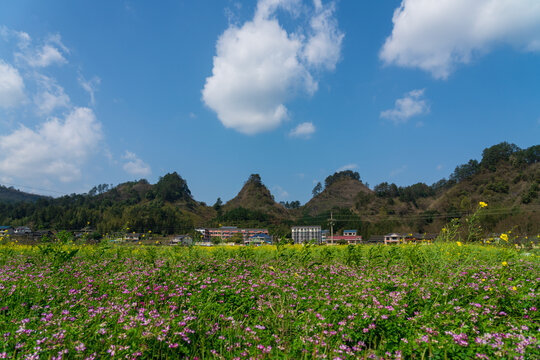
[380,89,429,124]
[16,33,68,68]
[302,1,344,70]
[289,122,316,138]
[0,60,25,108]
[337,163,358,172]
[380,0,540,79]
[0,107,103,183]
[33,74,70,115]
[202,0,343,135]
[122,151,151,176]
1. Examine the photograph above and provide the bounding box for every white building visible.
[384,233,403,245]
[292,225,322,244]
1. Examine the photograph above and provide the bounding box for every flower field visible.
[0,242,538,359]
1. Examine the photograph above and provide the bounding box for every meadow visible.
[0,239,538,359]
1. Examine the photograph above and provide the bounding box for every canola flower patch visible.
[0,243,538,359]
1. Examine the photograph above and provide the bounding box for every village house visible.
[14,226,32,235]
[245,233,272,246]
[0,226,13,235]
[384,233,403,245]
[170,235,193,246]
[325,229,363,245]
[124,233,142,242]
[204,226,269,242]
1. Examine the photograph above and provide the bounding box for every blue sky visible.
[0,0,539,204]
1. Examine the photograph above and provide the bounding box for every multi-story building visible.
[292,225,322,244]
[326,234,363,245]
[205,226,269,242]
[384,233,403,245]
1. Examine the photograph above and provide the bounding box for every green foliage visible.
[280,200,300,209]
[246,173,263,186]
[324,170,361,188]
[374,182,434,203]
[521,182,539,204]
[312,182,322,197]
[0,185,47,203]
[218,207,269,223]
[485,181,509,194]
[481,142,521,171]
[154,172,192,202]
[450,159,480,182]
[0,242,539,359]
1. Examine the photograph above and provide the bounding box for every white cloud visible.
[302,1,344,70]
[380,89,429,124]
[0,107,103,183]
[0,26,31,49]
[202,0,343,135]
[289,122,316,138]
[380,0,540,79]
[0,60,25,108]
[16,33,68,68]
[337,163,358,172]
[272,185,289,199]
[78,74,101,106]
[33,74,70,115]
[122,151,151,176]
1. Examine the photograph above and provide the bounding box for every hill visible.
[0,172,215,234]
[0,185,48,203]
[0,142,537,237]
[220,174,288,221]
[298,143,539,236]
[304,172,372,216]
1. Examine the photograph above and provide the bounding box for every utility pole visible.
[328,212,335,245]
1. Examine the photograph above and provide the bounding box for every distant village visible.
[0,224,440,246]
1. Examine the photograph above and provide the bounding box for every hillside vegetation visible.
[0,142,538,237]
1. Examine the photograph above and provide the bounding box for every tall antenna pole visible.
[328,211,335,245]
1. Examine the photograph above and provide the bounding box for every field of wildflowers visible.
[0,240,538,359]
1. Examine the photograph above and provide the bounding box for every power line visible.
[1,182,65,195]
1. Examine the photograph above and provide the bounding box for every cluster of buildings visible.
[291,226,364,245]
[291,226,437,245]
[195,226,272,245]
[1,223,438,247]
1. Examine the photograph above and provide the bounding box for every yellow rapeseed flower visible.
[500,234,508,242]
[479,201,488,208]
[512,286,517,291]
[502,261,508,267]
[456,241,462,247]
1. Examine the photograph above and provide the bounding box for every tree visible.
[281,201,301,209]
[312,182,322,197]
[481,142,520,171]
[247,174,262,186]
[154,172,192,202]
[325,171,361,188]
[450,160,480,182]
[213,197,223,211]
[230,232,244,244]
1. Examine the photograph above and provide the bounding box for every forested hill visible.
[0,172,216,234]
[0,185,47,203]
[0,142,538,237]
